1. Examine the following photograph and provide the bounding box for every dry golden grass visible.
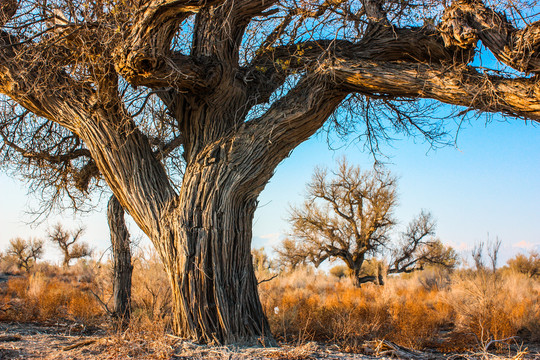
[1,270,102,323]
[0,251,538,357]
[258,267,540,352]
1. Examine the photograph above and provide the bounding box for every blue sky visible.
[0,114,539,266]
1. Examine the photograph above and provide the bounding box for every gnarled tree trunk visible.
[156,143,276,344]
[108,195,133,326]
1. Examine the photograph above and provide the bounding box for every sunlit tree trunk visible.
[162,166,272,343]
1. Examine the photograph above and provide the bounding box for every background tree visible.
[107,195,133,326]
[252,247,279,284]
[471,237,502,272]
[48,223,91,267]
[6,237,44,272]
[389,216,460,275]
[0,0,539,343]
[283,160,457,286]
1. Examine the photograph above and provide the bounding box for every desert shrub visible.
[0,252,21,274]
[0,271,103,323]
[259,268,453,350]
[417,266,452,291]
[259,266,539,351]
[446,270,540,345]
[329,265,350,279]
[507,251,540,278]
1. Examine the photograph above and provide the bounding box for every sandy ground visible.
[0,323,537,360]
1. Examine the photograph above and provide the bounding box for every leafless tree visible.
[472,236,502,272]
[389,215,460,275]
[0,0,538,343]
[487,236,502,272]
[472,241,486,271]
[48,223,91,267]
[275,238,311,271]
[282,160,458,286]
[6,237,44,271]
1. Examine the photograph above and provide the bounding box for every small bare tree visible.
[282,159,458,286]
[6,237,44,272]
[48,223,91,267]
[487,236,502,272]
[389,215,459,275]
[471,236,502,272]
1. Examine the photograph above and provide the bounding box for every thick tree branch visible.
[116,53,222,92]
[440,0,540,73]
[0,36,177,237]
[246,27,474,104]
[245,74,345,158]
[0,32,99,132]
[192,0,278,62]
[115,0,224,92]
[0,135,91,164]
[329,60,540,121]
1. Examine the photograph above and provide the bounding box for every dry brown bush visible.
[0,247,172,331]
[448,270,540,346]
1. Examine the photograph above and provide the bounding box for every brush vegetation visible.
[0,246,538,356]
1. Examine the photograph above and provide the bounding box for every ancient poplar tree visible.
[0,0,539,344]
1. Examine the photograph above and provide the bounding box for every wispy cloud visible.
[512,241,539,250]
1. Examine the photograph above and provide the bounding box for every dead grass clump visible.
[260,269,451,350]
[260,266,538,352]
[386,292,441,348]
[0,270,103,323]
[449,271,540,345]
